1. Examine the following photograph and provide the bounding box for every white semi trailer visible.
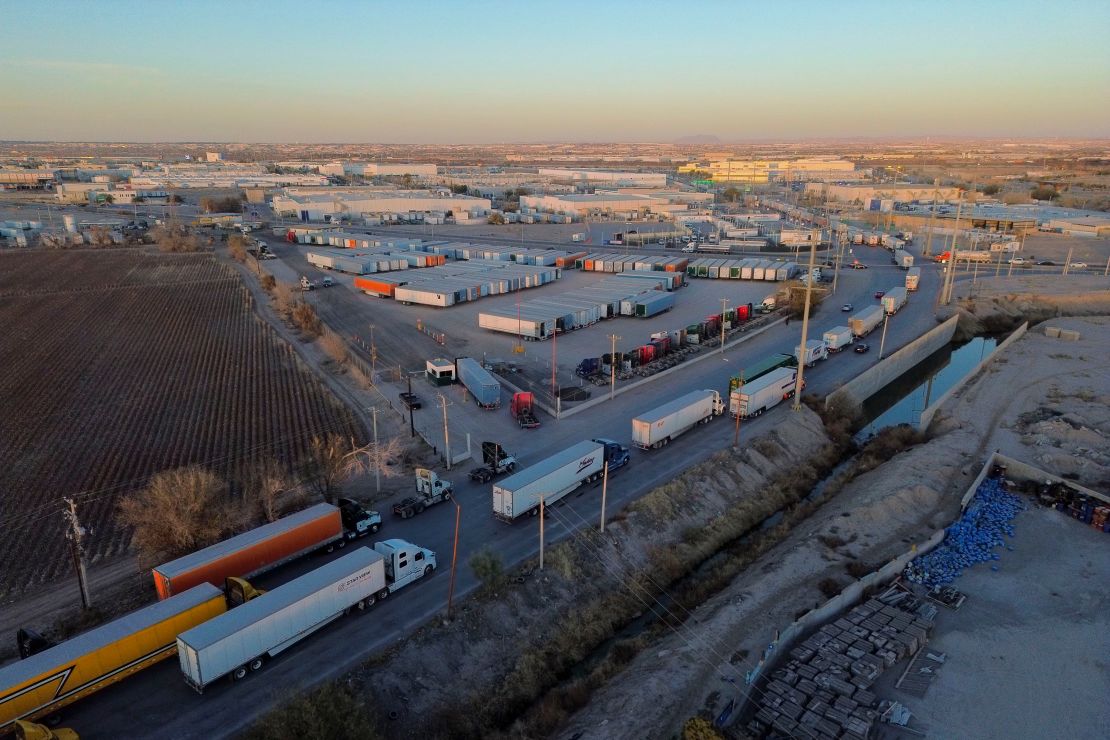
[822,326,854,353]
[492,439,630,521]
[176,542,435,693]
[729,366,801,418]
[881,287,908,315]
[631,390,724,450]
[848,305,884,338]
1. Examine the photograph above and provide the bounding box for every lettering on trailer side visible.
[575,456,596,475]
[337,566,378,593]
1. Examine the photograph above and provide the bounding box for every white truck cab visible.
[373,539,437,593]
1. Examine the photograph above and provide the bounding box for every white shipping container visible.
[177,548,385,693]
[632,390,723,449]
[493,440,607,521]
[822,326,853,352]
[729,367,799,418]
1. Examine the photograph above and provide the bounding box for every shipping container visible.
[353,276,399,297]
[905,267,921,291]
[492,439,629,521]
[881,287,908,315]
[634,291,675,318]
[177,549,388,693]
[632,390,723,449]
[0,585,226,729]
[822,326,854,352]
[729,366,800,418]
[456,357,501,408]
[153,504,344,599]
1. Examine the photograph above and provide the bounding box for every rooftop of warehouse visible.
[538,193,663,202]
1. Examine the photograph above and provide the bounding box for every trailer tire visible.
[233,665,249,681]
[363,595,375,608]
[249,657,264,672]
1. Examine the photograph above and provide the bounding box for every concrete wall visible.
[918,322,1028,431]
[826,315,959,411]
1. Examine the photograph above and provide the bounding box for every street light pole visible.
[608,334,620,400]
[407,374,416,437]
[878,313,891,359]
[732,375,744,448]
[719,298,729,353]
[792,238,818,410]
[599,460,610,533]
[437,393,451,470]
[446,499,461,620]
[538,495,545,571]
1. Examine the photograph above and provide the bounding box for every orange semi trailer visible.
[152,503,345,600]
[0,584,225,731]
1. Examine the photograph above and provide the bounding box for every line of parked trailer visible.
[684,257,800,281]
[354,259,560,307]
[479,273,682,340]
[0,498,436,733]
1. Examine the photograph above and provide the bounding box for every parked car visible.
[1008,257,1026,265]
[841,303,853,312]
[1036,260,1056,266]
[399,392,422,410]
[1069,262,1088,270]
[322,276,334,287]
[854,343,870,354]
[873,290,885,299]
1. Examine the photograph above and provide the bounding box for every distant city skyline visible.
[3,0,1108,143]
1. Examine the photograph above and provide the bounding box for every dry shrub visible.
[242,681,380,740]
[320,329,350,366]
[260,273,276,292]
[292,301,322,336]
[151,223,203,253]
[845,560,874,578]
[227,234,249,263]
[683,717,725,740]
[118,466,240,563]
[243,458,292,523]
[857,424,925,472]
[469,548,506,593]
[271,281,298,317]
[817,577,843,598]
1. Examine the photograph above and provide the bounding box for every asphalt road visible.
[60,240,947,738]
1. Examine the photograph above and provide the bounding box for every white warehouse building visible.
[272,187,490,222]
[343,163,438,177]
[537,168,668,187]
[520,192,672,217]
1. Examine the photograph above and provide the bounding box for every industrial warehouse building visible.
[537,168,668,187]
[520,192,674,218]
[1047,216,1110,238]
[272,187,491,222]
[0,169,55,190]
[680,158,859,184]
[340,163,438,178]
[806,183,961,204]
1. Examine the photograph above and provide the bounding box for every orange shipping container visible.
[151,504,342,599]
[557,251,588,268]
[666,258,689,273]
[353,276,397,297]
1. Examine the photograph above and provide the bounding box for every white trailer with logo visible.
[822,326,854,353]
[729,366,800,418]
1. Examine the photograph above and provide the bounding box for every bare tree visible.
[151,222,203,253]
[227,233,249,263]
[271,281,298,317]
[292,301,322,336]
[300,434,400,503]
[319,329,349,366]
[118,466,240,562]
[243,458,293,523]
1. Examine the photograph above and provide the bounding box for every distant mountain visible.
[673,134,721,145]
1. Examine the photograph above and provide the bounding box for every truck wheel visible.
[370,524,380,534]
[362,595,376,608]
[424,565,435,577]
[249,657,264,672]
[443,491,451,501]
[325,543,335,553]
[233,665,249,681]
[417,503,425,514]
[378,588,390,601]
[529,507,539,517]
[337,538,347,549]
[507,462,516,472]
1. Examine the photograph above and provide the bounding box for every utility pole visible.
[878,313,891,359]
[63,498,92,609]
[538,495,545,571]
[608,334,620,400]
[923,178,939,257]
[941,195,963,305]
[446,499,461,620]
[732,376,744,448]
[599,460,609,533]
[371,408,380,493]
[1063,246,1074,276]
[792,238,818,410]
[551,327,557,402]
[719,298,729,353]
[437,393,451,470]
[368,324,377,377]
[406,374,416,437]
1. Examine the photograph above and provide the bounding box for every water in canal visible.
[857,335,999,438]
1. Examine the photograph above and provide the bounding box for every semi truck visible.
[631,390,724,450]
[905,267,921,291]
[152,502,376,600]
[469,441,518,483]
[728,353,798,392]
[177,543,435,693]
[729,366,801,418]
[455,357,501,409]
[510,392,541,429]
[881,287,908,315]
[492,439,630,521]
[795,339,829,367]
[822,326,854,353]
[848,305,885,338]
[0,584,227,730]
[893,249,914,269]
[393,469,453,519]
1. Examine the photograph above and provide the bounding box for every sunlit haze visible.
[4,0,1107,142]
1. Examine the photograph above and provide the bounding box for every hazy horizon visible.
[4,0,1109,143]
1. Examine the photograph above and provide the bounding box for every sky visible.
[1,0,1108,143]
